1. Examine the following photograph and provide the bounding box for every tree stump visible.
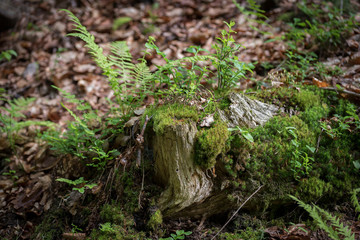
[153,94,281,218]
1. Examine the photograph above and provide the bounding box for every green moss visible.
[295,89,321,111]
[90,223,146,240]
[91,203,146,240]
[195,121,229,169]
[100,204,126,225]
[151,103,199,135]
[32,208,66,240]
[251,87,324,113]
[220,227,263,240]
[147,209,163,231]
[300,103,329,130]
[219,96,231,110]
[296,177,333,202]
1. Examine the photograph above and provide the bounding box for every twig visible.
[137,115,152,208]
[319,87,360,98]
[210,185,263,240]
[136,115,152,167]
[315,129,323,153]
[138,158,145,209]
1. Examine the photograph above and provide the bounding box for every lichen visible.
[194,121,229,169]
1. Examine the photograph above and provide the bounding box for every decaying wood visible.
[153,94,280,218]
[154,122,213,217]
[219,92,281,128]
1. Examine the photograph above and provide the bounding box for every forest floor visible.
[1,0,360,239]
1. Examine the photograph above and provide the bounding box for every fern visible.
[289,195,355,240]
[0,96,55,149]
[62,9,153,115]
[351,188,360,220]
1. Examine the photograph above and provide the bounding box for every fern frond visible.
[315,205,355,239]
[351,188,360,219]
[61,10,120,98]
[108,41,135,90]
[1,97,36,118]
[13,121,55,132]
[61,103,94,136]
[52,86,92,112]
[289,195,355,240]
[157,55,216,74]
[134,62,153,92]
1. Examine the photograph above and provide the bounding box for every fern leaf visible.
[351,188,360,220]
[61,103,94,136]
[108,41,135,89]
[61,10,120,97]
[14,121,55,131]
[315,205,354,239]
[289,195,354,240]
[134,62,153,92]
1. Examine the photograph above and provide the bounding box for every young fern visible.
[351,188,360,220]
[0,94,55,148]
[289,195,355,240]
[62,9,153,115]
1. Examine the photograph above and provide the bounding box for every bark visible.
[154,122,213,217]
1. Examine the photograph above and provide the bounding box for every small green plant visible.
[112,17,132,30]
[159,230,192,240]
[71,224,83,233]
[43,86,120,170]
[145,20,253,98]
[62,9,153,116]
[56,177,97,194]
[2,169,19,181]
[285,1,358,53]
[290,195,355,240]
[212,21,254,90]
[351,188,360,220]
[145,37,214,100]
[286,126,315,181]
[229,126,254,143]
[0,90,54,148]
[99,222,116,233]
[0,49,17,62]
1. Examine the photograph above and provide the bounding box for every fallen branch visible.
[211,185,263,240]
[319,87,360,98]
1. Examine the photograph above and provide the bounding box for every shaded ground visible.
[1,0,360,239]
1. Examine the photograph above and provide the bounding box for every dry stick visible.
[137,115,152,208]
[211,185,263,240]
[319,87,360,98]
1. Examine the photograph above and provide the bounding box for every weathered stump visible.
[153,93,281,218]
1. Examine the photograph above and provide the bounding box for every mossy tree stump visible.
[152,94,281,219]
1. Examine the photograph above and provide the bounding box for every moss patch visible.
[149,103,199,135]
[296,177,333,202]
[147,209,163,231]
[90,203,146,240]
[32,208,66,240]
[195,121,229,169]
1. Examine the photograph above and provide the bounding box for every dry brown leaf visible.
[312,77,330,88]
